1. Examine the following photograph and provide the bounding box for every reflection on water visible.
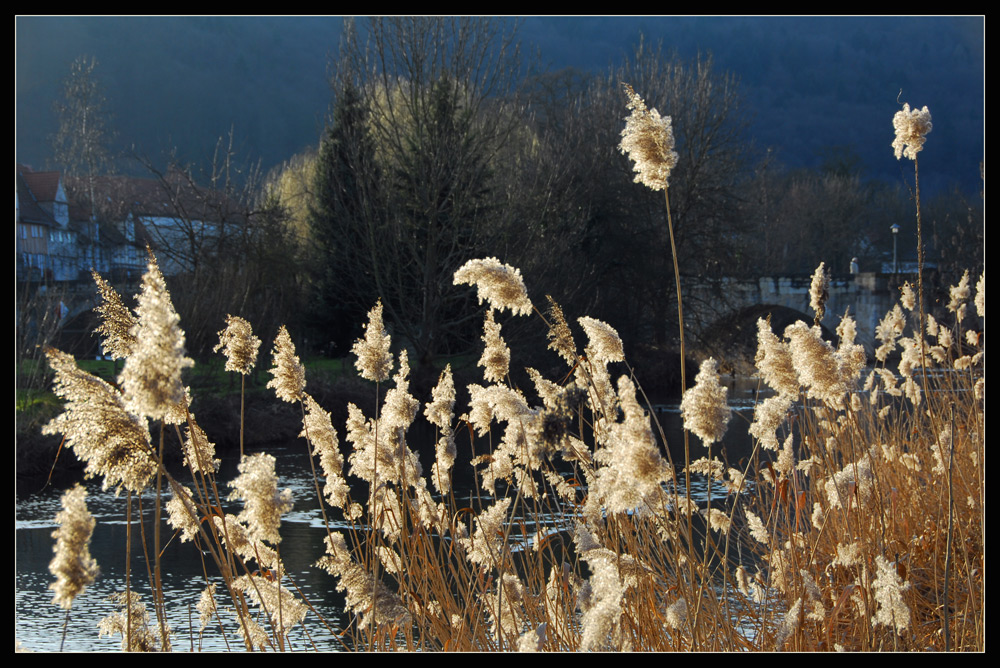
[16,454,352,652]
[16,391,757,652]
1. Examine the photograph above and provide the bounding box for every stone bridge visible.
[681,271,912,359]
[29,270,911,361]
[18,275,142,355]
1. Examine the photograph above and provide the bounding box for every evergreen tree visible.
[308,82,382,354]
[310,18,529,369]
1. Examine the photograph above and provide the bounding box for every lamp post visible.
[891,224,900,273]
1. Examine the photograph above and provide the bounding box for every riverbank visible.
[16,341,702,498]
[16,371,374,497]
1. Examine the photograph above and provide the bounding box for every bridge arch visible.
[682,272,904,363]
[697,303,837,373]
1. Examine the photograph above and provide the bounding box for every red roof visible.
[16,166,58,227]
[84,171,245,225]
[17,165,64,203]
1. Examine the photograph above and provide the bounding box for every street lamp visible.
[891,224,900,273]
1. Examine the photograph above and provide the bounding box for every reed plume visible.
[92,270,137,360]
[679,357,731,445]
[352,300,393,383]
[49,484,99,610]
[267,325,306,403]
[98,591,167,652]
[118,253,193,423]
[478,310,511,383]
[453,257,533,316]
[214,315,261,376]
[808,261,830,326]
[619,83,678,190]
[229,453,293,546]
[42,348,156,494]
[892,103,932,161]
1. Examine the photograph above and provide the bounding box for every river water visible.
[16,384,759,652]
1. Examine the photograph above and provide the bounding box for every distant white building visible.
[16,164,244,284]
[16,165,105,282]
[90,168,246,277]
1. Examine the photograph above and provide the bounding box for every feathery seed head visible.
[545,296,577,364]
[900,282,916,311]
[619,83,679,191]
[43,347,156,494]
[835,315,867,385]
[947,270,971,316]
[746,509,769,546]
[478,310,510,383]
[704,508,732,534]
[590,376,668,514]
[577,316,625,364]
[785,321,849,407]
[211,513,279,571]
[181,419,219,474]
[214,315,261,375]
[664,597,688,630]
[92,270,137,360]
[749,393,793,451]
[316,532,412,630]
[267,325,306,402]
[165,484,200,543]
[196,585,217,632]
[426,366,457,495]
[98,591,166,652]
[892,103,932,161]
[975,271,985,318]
[875,304,907,362]
[425,365,456,430]
[462,498,512,569]
[755,318,799,397]
[518,623,548,652]
[301,394,349,508]
[872,555,911,634]
[453,257,533,316]
[117,254,193,422]
[229,453,293,546]
[825,453,875,510]
[234,574,307,636]
[352,300,393,383]
[49,484,99,609]
[680,357,731,445]
[809,262,830,325]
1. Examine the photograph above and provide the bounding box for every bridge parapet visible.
[682,272,909,356]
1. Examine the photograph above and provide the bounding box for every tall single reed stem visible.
[125,491,133,651]
[944,402,955,651]
[239,375,246,458]
[914,156,928,392]
[663,187,690,472]
[59,602,71,651]
[153,425,169,648]
[664,185,699,646]
[369,380,381,651]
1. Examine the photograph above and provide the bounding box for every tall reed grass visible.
[36,96,983,652]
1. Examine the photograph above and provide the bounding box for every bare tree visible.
[313,17,536,367]
[120,136,303,359]
[16,281,65,403]
[51,55,115,210]
[543,41,754,354]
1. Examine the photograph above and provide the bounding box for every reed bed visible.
[37,94,983,652]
